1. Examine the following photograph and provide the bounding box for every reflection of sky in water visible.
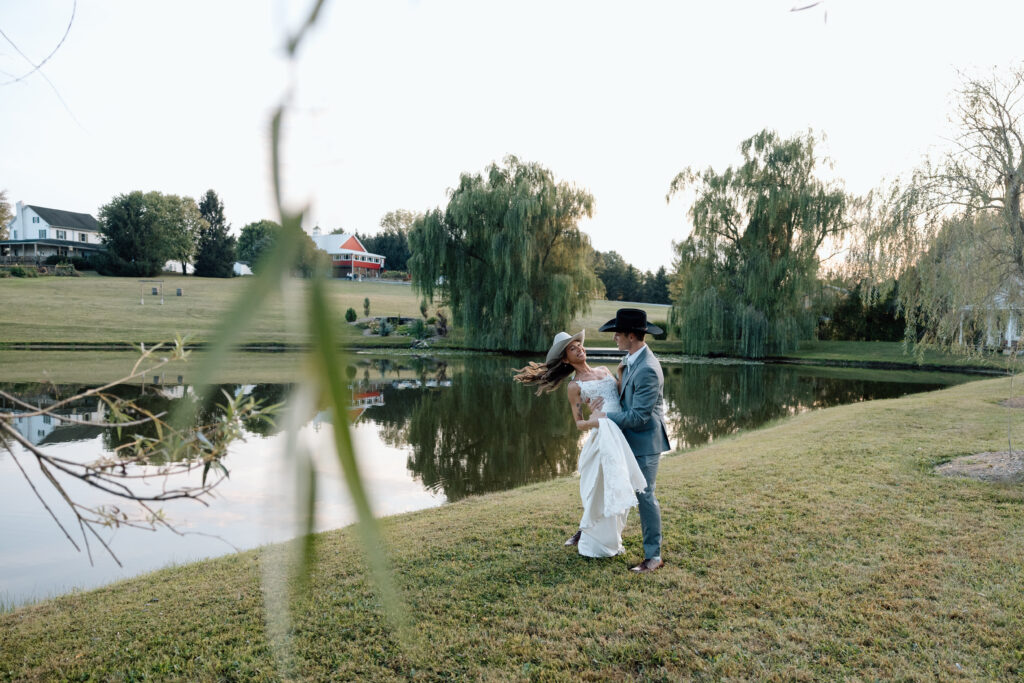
[0,419,444,608]
[0,358,965,609]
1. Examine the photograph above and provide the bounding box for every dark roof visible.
[27,205,100,232]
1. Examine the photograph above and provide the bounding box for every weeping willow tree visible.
[666,129,848,358]
[408,155,598,351]
[846,66,1024,353]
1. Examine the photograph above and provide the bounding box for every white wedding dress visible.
[575,375,649,558]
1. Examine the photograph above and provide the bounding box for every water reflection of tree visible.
[367,358,581,502]
[243,384,293,436]
[662,364,941,449]
[101,384,242,458]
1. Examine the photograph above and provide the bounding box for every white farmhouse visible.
[1,201,104,262]
[310,227,386,278]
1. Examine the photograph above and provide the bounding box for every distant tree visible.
[855,66,1024,349]
[145,193,206,275]
[379,209,417,235]
[236,219,280,270]
[96,191,174,276]
[409,155,597,351]
[593,251,630,300]
[0,189,12,240]
[819,280,905,342]
[285,222,328,277]
[235,218,325,277]
[194,190,237,278]
[354,209,419,272]
[621,265,642,302]
[645,266,672,305]
[591,248,670,304]
[667,129,847,357]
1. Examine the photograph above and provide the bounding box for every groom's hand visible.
[588,396,605,412]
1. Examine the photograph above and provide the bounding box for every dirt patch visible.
[935,451,1024,483]
[1000,397,1024,408]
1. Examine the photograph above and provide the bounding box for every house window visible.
[43,415,51,424]
[32,216,40,223]
[55,230,67,240]
[38,229,47,238]
[79,233,87,242]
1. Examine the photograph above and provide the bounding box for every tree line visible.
[407,65,1024,356]
[13,65,1013,357]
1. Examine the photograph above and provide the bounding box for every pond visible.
[0,352,972,608]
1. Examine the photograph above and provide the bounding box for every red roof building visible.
[310,228,386,278]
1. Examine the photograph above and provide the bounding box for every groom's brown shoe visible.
[564,530,582,546]
[629,558,664,573]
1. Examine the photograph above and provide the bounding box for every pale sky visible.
[3,0,1023,272]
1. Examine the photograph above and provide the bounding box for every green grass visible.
[2,273,1015,370]
[0,273,436,347]
[3,376,1022,680]
[0,273,675,354]
[788,340,1020,373]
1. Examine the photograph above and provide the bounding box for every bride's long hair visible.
[513,356,575,395]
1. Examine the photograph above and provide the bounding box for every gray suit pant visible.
[635,453,662,560]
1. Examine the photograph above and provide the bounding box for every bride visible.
[514,331,647,557]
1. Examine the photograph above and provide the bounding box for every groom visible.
[590,308,671,573]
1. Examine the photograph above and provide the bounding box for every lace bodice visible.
[577,374,622,413]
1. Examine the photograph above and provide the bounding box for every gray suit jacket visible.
[606,346,671,457]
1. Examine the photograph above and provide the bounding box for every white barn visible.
[1,201,104,262]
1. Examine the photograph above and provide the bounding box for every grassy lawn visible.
[0,273,432,346]
[2,273,1015,371]
[0,273,671,351]
[2,376,1022,680]
[787,340,1021,374]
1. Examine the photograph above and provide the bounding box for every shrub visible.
[44,254,62,265]
[9,266,37,278]
[344,307,358,323]
[363,297,371,317]
[71,256,95,271]
[378,320,393,337]
[651,321,668,341]
[0,269,10,278]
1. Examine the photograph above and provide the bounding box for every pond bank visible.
[2,375,1021,680]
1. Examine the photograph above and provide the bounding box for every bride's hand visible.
[588,396,604,412]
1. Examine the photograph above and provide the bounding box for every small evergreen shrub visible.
[345,307,357,322]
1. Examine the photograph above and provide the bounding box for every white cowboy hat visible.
[545,330,585,364]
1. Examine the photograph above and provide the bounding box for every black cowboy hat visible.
[598,308,664,335]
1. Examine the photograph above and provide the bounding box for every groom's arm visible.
[606,365,660,431]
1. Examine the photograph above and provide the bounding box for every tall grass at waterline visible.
[2,375,1022,680]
